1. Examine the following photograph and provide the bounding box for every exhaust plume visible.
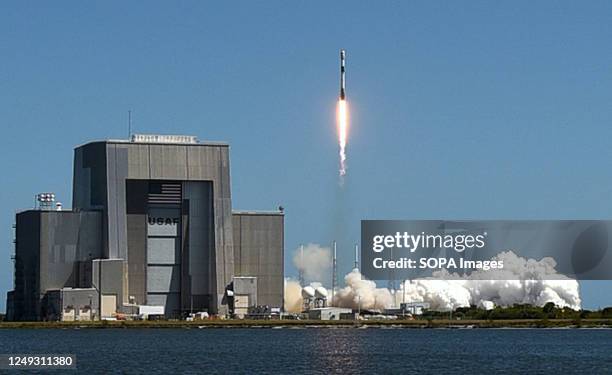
[292,243,331,282]
[284,279,303,313]
[335,251,581,311]
[337,99,348,178]
[285,250,581,312]
[336,269,394,310]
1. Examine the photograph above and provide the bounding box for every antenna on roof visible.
[128,110,132,139]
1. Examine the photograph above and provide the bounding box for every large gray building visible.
[6,134,284,321]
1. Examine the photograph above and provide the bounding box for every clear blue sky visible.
[2,1,612,311]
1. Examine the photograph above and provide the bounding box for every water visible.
[1,328,611,374]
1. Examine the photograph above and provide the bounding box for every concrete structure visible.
[138,305,165,319]
[232,212,284,307]
[307,307,353,320]
[384,302,429,315]
[400,302,430,315]
[10,210,101,321]
[45,288,98,321]
[227,276,258,318]
[7,135,284,320]
[383,303,430,317]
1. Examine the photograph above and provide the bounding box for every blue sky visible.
[2,1,612,311]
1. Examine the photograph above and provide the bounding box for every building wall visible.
[6,291,14,321]
[232,212,284,309]
[12,211,41,321]
[73,141,235,314]
[92,259,125,317]
[232,276,258,318]
[125,180,148,306]
[183,181,215,313]
[11,210,101,321]
[72,142,108,253]
[146,202,182,317]
[40,211,102,291]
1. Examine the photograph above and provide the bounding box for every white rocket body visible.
[340,49,346,100]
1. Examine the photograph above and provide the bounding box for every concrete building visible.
[232,212,284,307]
[227,276,258,318]
[383,302,431,317]
[400,302,430,315]
[6,134,284,321]
[307,307,353,320]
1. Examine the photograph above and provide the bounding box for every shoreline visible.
[1,319,611,329]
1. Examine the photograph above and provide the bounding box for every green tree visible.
[543,302,556,314]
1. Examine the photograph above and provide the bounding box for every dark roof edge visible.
[232,210,285,216]
[74,139,229,149]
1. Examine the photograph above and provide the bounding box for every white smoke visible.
[292,243,331,282]
[336,251,581,311]
[284,279,303,313]
[335,270,394,310]
[285,250,581,312]
[284,279,329,313]
[478,300,495,310]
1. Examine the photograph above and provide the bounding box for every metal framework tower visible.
[388,247,396,296]
[331,241,337,306]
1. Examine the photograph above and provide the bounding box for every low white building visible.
[307,307,353,320]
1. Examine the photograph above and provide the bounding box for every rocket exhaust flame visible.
[337,49,348,178]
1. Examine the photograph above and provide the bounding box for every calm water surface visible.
[1,328,611,374]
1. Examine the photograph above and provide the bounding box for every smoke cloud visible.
[285,250,581,312]
[292,243,331,282]
[284,279,303,313]
[335,271,394,310]
[336,251,581,311]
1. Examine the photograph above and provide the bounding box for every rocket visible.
[337,49,349,178]
[340,49,346,100]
